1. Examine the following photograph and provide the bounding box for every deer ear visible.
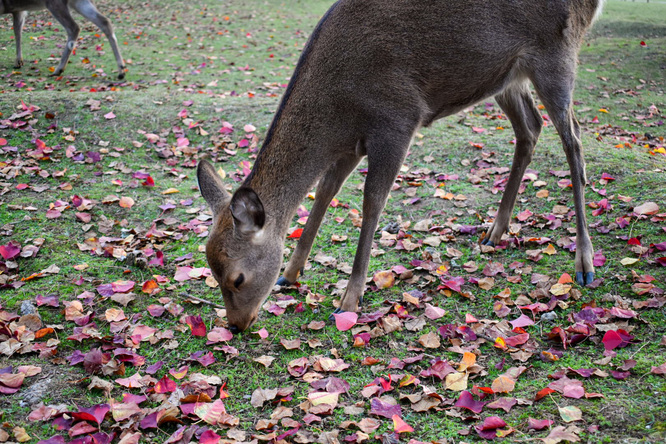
[197,160,231,215]
[230,187,265,235]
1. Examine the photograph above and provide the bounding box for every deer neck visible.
[243,119,333,235]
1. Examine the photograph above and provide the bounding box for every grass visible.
[0,0,665,443]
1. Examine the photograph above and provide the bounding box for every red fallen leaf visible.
[370,398,401,418]
[528,418,554,431]
[0,373,25,388]
[154,375,177,393]
[486,397,517,413]
[651,363,666,375]
[455,391,486,413]
[288,228,303,239]
[71,404,110,425]
[139,174,155,187]
[509,314,534,329]
[184,315,207,337]
[535,387,555,401]
[333,311,358,331]
[516,209,533,221]
[104,111,116,119]
[148,251,164,267]
[475,416,507,440]
[593,250,606,267]
[602,330,623,350]
[424,303,446,320]
[0,241,21,260]
[111,280,135,293]
[392,414,414,433]
[68,421,98,437]
[200,429,221,444]
[207,327,233,343]
[253,328,269,339]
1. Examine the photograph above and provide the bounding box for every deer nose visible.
[229,325,240,335]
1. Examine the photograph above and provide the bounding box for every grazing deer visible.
[198,0,605,333]
[1,0,125,78]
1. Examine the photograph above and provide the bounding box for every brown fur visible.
[198,0,603,332]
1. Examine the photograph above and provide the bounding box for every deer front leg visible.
[71,0,126,79]
[278,155,361,286]
[45,0,80,76]
[336,132,411,314]
[12,12,28,68]
[482,82,543,246]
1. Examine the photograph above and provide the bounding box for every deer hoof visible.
[481,238,495,247]
[576,271,595,286]
[14,61,24,69]
[329,307,345,322]
[276,276,293,287]
[118,72,126,80]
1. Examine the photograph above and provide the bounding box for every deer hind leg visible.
[278,155,362,286]
[12,12,28,68]
[45,1,80,76]
[336,129,413,314]
[482,81,543,246]
[71,0,125,79]
[531,62,595,285]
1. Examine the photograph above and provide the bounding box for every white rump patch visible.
[593,0,606,23]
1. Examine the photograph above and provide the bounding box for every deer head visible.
[197,161,284,333]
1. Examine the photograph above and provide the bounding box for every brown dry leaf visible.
[491,375,516,393]
[280,338,301,350]
[478,277,495,290]
[251,388,278,408]
[105,308,127,322]
[254,355,276,368]
[418,332,440,349]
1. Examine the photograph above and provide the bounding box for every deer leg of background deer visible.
[533,69,595,285]
[278,155,361,286]
[72,0,126,79]
[335,131,411,314]
[45,1,80,76]
[12,12,27,68]
[482,82,543,246]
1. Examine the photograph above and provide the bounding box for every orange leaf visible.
[557,273,574,284]
[458,352,476,371]
[119,196,134,209]
[392,415,414,434]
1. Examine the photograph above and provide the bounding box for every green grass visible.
[1,0,665,443]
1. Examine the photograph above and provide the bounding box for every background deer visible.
[1,0,125,78]
[198,0,605,333]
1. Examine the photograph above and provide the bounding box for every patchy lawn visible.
[0,0,665,443]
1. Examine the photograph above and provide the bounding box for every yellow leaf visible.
[620,257,639,266]
[445,371,468,391]
[550,283,571,296]
[162,188,180,195]
[543,244,557,255]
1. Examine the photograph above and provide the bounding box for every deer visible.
[1,0,125,79]
[197,0,605,333]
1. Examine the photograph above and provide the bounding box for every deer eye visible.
[233,273,245,289]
